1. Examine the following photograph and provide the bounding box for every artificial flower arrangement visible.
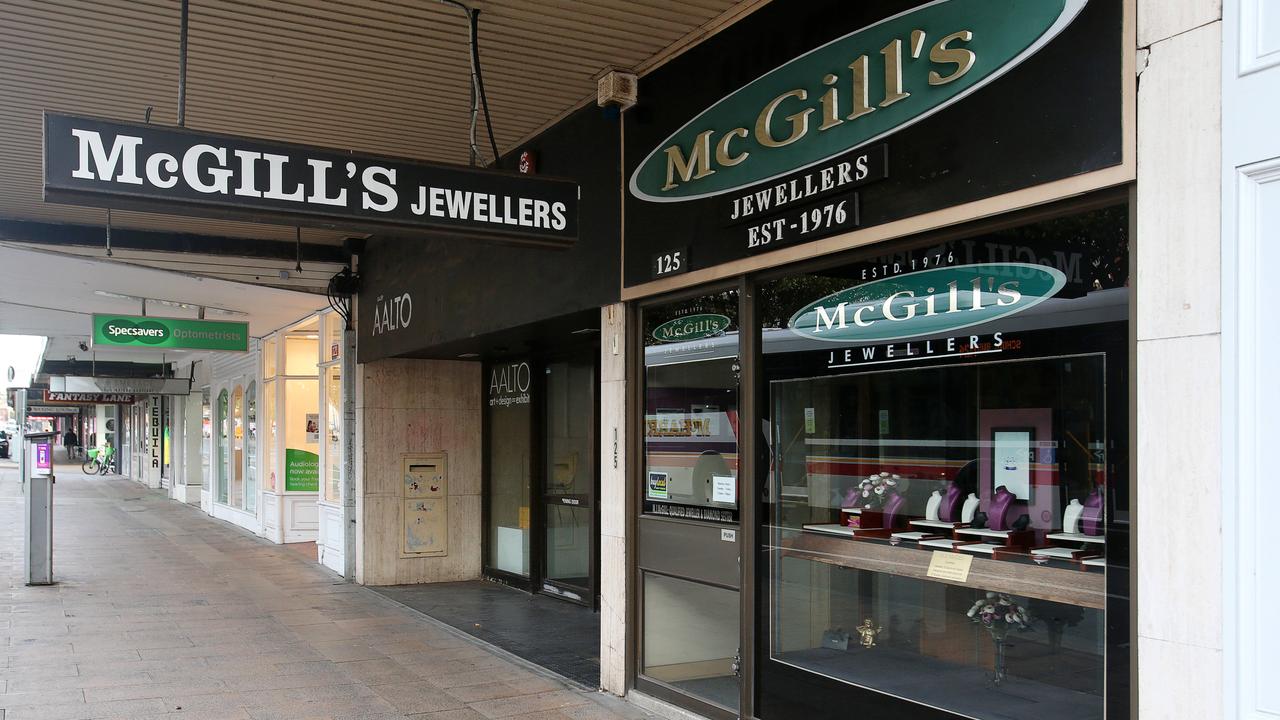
[968,592,1031,686]
[967,592,1031,639]
[843,471,900,509]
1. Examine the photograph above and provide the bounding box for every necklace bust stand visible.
[1062,499,1084,535]
[961,493,980,523]
[924,491,942,522]
[882,491,906,529]
[1080,488,1105,536]
[938,481,964,522]
[987,487,1016,531]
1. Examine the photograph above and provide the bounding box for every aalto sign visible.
[789,263,1066,343]
[630,0,1087,202]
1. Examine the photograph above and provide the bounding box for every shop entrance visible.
[484,349,600,606]
[540,359,597,602]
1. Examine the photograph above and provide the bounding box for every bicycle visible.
[81,446,116,475]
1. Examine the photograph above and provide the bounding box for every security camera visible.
[78,341,89,352]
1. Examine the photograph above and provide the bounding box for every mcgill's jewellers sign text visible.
[43,113,579,246]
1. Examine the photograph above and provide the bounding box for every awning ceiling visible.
[0,0,752,288]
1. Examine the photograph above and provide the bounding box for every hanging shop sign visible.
[622,0,1124,285]
[651,314,732,343]
[91,314,249,352]
[27,405,81,415]
[44,113,579,247]
[42,390,136,404]
[788,263,1066,344]
[50,376,191,396]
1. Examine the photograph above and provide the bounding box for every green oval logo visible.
[653,314,732,343]
[630,0,1086,202]
[788,263,1066,343]
[103,318,170,345]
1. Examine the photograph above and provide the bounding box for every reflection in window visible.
[216,389,228,504]
[245,382,257,513]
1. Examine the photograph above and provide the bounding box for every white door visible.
[1223,1,1280,717]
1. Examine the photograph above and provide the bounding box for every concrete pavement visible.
[0,462,651,720]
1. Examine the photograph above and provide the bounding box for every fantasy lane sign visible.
[91,314,250,352]
[44,114,579,247]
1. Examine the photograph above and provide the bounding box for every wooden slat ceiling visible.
[0,0,751,287]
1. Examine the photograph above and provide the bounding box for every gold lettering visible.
[848,56,875,120]
[661,129,716,191]
[755,89,814,148]
[929,30,976,85]
[819,74,842,131]
[880,38,909,107]
[715,127,750,167]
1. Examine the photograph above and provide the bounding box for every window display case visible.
[756,206,1129,720]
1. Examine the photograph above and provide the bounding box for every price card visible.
[926,551,973,583]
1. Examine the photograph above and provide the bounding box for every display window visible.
[263,379,276,492]
[245,382,257,513]
[638,288,743,716]
[323,366,342,503]
[216,389,228,504]
[643,289,741,524]
[754,205,1129,720]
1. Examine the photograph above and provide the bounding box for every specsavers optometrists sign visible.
[43,114,579,247]
[92,314,250,352]
[622,0,1124,285]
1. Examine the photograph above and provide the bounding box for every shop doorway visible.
[483,348,601,608]
[541,359,597,603]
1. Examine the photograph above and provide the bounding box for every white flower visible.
[874,486,885,495]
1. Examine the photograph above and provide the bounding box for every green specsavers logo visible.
[630,0,1087,201]
[102,318,170,344]
[789,263,1066,343]
[92,314,250,352]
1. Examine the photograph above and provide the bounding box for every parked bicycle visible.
[81,445,116,475]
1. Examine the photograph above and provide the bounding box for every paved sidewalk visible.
[0,463,651,720]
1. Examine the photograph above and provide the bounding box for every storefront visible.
[622,1,1134,719]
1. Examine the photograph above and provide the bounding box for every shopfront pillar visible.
[600,303,630,695]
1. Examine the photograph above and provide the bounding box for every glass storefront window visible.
[324,312,343,364]
[284,334,319,376]
[264,337,277,377]
[216,389,228,504]
[323,366,342,503]
[282,378,320,493]
[643,290,741,524]
[245,382,257,513]
[230,386,244,509]
[201,387,211,480]
[757,206,1129,720]
[639,289,742,713]
[486,359,533,578]
[642,572,742,710]
[263,380,276,492]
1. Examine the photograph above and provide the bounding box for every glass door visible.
[541,359,596,604]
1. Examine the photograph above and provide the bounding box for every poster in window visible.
[305,413,319,443]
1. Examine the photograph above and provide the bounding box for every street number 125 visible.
[654,250,685,277]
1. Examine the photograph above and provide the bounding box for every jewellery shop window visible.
[643,289,741,524]
[756,206,1130,720]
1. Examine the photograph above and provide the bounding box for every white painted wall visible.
[1223,0,1280,717]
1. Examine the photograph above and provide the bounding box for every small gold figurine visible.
[855,618,882,649]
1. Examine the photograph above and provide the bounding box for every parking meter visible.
[22,430,56,585]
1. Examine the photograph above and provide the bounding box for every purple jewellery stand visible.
[938,481,965,523]
[987,486,1017,531]
[1080,488,1105,536]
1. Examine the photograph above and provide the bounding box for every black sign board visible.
[43,113,579,247]
[623,0,1124,285]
